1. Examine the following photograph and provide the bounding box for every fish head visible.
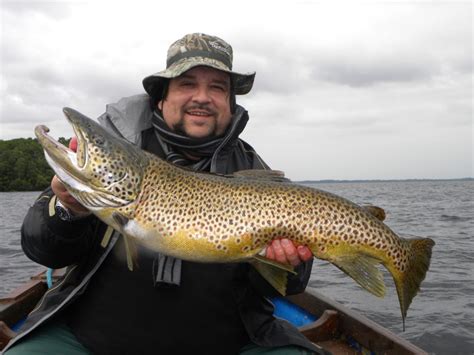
[35,107,148,211]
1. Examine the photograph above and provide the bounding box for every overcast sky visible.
[1,0,472,180]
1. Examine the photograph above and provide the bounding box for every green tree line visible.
[0,137,70,191]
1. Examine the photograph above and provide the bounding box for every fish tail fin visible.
[250,255,296,295]
[390,237,435,330]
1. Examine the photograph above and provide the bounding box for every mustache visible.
[184,104,216,116]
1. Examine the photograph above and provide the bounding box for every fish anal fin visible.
[250,255,296,295]
[252,255,296,274]
[331,254,386,298]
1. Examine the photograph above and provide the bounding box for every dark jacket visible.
[5,95,321,354]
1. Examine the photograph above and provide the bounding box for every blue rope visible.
[46,268,54,288]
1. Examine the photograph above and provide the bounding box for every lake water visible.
[1,180,473,354]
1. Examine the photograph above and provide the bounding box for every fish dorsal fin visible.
[170,163,291,183]
[233,169,291,183]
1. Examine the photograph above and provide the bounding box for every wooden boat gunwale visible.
[287,291,427,354]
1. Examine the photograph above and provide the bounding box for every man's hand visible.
[51,137,89,215]
[265,239,313,267]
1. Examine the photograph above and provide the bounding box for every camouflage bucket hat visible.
[143,33,255,100]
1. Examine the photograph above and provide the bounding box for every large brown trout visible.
[35,108,434,327]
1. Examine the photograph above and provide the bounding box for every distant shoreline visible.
[297,177,474,184]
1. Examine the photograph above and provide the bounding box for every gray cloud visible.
[237,50,308,94]
[231,3,472,93]
[311,56,438,87]
[0,1,472,180]
[1,0,72,18]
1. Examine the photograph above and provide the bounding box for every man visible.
[5,33,324,355]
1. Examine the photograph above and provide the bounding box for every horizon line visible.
[297,177,473,183]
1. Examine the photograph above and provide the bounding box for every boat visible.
[0,269,427,354]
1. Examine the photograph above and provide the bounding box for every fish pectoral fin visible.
[111,212,139,271]
[249,256,296,295]
[123,235,139,271]
[112,212,130,228]
[332,254,386,297]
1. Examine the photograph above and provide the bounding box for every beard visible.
[171,120,218,139]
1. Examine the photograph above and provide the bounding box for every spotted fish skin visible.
[124,157,398,264]
[35,108,434,327]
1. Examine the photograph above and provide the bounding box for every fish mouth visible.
[35,125,78,175]
[34,109,93,190]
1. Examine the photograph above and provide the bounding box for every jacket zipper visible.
[28,264,78,315]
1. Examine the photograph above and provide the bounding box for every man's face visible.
[158,66,232,139]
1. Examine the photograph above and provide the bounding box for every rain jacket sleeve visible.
[21,187,98,269]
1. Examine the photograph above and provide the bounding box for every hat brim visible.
[143,57,255,100]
